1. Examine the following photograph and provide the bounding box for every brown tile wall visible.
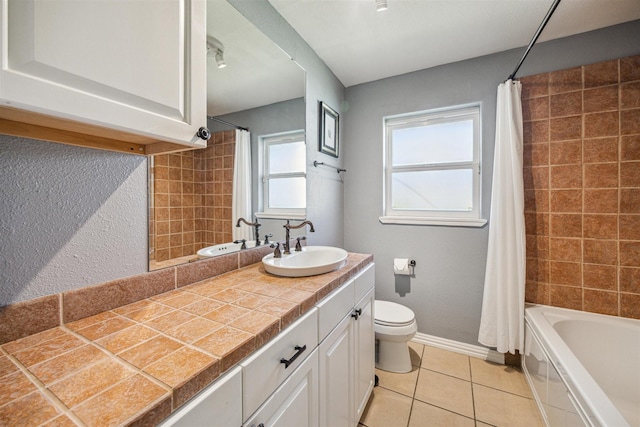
[151,130,235,262]
[522,55,640,319]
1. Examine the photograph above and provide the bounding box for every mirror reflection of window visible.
[261,131,306,217]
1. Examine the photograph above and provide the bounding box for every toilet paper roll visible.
[393,258,411,275]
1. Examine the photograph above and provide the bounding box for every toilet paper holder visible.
[393,258,416,275]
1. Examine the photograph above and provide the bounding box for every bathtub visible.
[523,304,640,427]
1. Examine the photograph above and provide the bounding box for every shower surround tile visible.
[583,59,618,88]
[583,86,619,113]
[522,54,640,319]
[621,135,640,161]
[583,137,618,163]
[549,140,581,164]
[151,130,236,263]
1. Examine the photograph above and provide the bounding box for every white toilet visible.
[374,300,418,373]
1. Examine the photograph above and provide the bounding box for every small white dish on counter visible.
[197,241,257,257]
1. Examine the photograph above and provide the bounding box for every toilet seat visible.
[374,300,415,327]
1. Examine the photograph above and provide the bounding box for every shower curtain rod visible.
[507,0,562,81]
[207,116,249,132]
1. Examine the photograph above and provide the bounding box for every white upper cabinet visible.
[0,0,208,154]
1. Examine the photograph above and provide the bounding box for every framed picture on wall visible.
[319,101,339,158]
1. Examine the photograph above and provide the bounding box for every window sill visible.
[255,212,307,221]
[379,216,487,228]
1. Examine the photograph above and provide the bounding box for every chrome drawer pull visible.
[280,345,306,369]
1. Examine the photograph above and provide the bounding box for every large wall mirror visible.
[149,0,306,270]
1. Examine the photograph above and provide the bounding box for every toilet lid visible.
[375,300,415,326]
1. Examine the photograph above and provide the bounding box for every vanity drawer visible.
[317,278,355,342]
[354,263,375,304]
[241,307,318,421]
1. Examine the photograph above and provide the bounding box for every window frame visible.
[380,104,486,227]
[257,130,307,220]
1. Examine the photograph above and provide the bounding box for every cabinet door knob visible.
[196,126,211,140]
[352,308,362,320]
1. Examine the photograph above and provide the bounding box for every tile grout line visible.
[468,354,478,425]
[405,345,425,427]
[1,341,87,426]
[369,343,544,426]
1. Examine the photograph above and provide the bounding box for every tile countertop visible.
[0,253,373,426]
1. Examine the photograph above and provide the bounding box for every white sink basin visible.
[197,241,257,257]
[262,246,348,277]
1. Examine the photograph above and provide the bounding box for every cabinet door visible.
[318,312,353,427]
[0,0,207,148]
[244,349,319,427]
[353,288,375,422]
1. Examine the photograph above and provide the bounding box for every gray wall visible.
[343,20,640,346]
[0,137,148,306]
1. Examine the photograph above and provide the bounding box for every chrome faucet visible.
[283,220,315,254]
[236,217,261,246]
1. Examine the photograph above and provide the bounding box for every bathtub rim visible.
[524,303,632,427]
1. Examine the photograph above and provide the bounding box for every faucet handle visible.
[234,239,247,250]
[264,234,273,244]
[270,242,281,258]
[295,236,306,252]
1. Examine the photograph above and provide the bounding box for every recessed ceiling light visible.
[376,0,388,12]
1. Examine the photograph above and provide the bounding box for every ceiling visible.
[206,0,305,116]
[207,0,640,117]
[268,0,640,87]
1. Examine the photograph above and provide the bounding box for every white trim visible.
[379,216,487,227]
[383,103,483,222]
[255,212,307,220]
[411,332,505,364]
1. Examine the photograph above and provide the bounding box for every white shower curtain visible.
[478,80,526,354]
[232,129,253,242]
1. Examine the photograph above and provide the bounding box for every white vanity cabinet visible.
[0,0,208,154]
[157,262,375,427]
[241,308,319,426]
[243,349,319,427]
[159,366,242,427]
[318,263,375,427]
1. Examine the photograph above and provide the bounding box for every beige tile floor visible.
[359,342,544,427]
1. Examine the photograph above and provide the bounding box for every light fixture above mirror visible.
[207,35,227,69]
[376,0,388,12]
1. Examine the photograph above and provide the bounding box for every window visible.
[381,104,485,227]
[258,131,306,218]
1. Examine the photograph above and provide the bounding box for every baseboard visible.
[411,332,505,365]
